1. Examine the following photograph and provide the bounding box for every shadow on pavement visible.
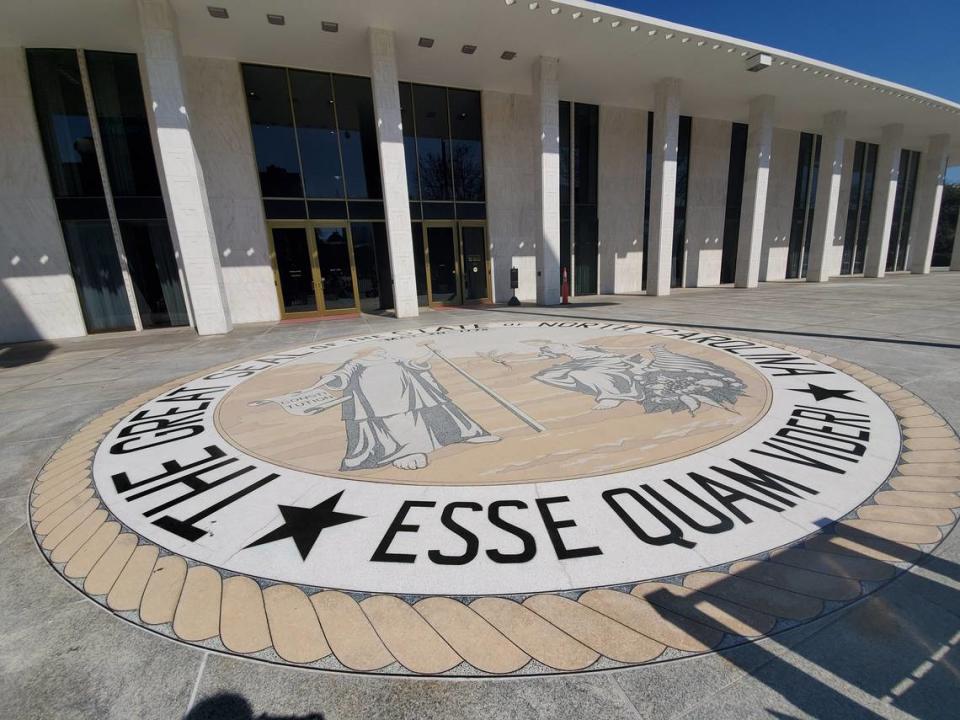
[184,693,324,720]
[645,522,960,718]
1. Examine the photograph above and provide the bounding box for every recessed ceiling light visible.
[611,20,621,28]
[267,14,285,25]
[647,29,657,36]
[321,21,338,33]
[550,6,561,14]
[712,43,721,50]
[680,37,690,43]
[504,0,515,4]
[461,44,477,54]
[664,32,674,39]
[629,25,639,32]
[528,1,539,9]
[571,11,582,19]
[592,16,602,23]
[418,37,434,48]
[207,6,228,19]
[500,50,516,60]
[697,40,706,46]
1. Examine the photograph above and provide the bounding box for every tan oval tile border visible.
[28,337,960,677]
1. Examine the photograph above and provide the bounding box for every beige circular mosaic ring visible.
[29,322,960,676]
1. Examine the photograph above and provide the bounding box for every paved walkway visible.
[2,273,959,719]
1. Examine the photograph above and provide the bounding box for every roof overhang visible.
[3,0,958,156]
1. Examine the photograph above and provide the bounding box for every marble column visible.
[805,111,846,283]
[534,56,561,305]
[646,78,681,296]
[369,28,419,317]
[910,134,950,275]
[863,124,904,278]
[137,0,231,335]
[735,95,774,289]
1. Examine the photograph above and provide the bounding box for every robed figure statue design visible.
[314,348,500,470]
[533,342,746,414]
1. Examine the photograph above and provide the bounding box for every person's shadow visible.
[183,693,323,720]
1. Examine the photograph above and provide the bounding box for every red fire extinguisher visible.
[561,267,570,305]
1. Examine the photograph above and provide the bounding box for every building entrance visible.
[419,221,491,306]
[268,222,360,318]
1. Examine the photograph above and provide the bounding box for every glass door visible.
[425,222,461,305]
[270,225,319,317]
[459,222,490,302]
[313,225,360,313]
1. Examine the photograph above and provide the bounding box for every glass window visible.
[642,111,653,289]
[721,122,748,284]
[672,115,692,288]
[560,101,571,275]
[449,89,484,201]
[351,222,392,312]
[399,82,420,201]
[118,219,188,328]
[855,144,878,274]
[26,49,104,198]
[242,65,303,198]
[85,51,162,198]
[289,70,343,199]
[411,222,429,305]
[334,75,382,199]
[573,103,599,295]
[62,220,134,332]
[413,84,453,201]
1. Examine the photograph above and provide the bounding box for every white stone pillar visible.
[646,78,681,296]
[734,95,774,289]
[863,124,904,278]
[369,28,419,317]
[805,111,846,283]
[910,134,950,275]
[137,0,231,335]
[534,56,561,305]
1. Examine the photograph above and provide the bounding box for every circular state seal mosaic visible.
[29,321,960,676]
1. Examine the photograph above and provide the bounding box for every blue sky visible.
[606,1,960,180]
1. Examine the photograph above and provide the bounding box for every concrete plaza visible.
[2,272,959,720]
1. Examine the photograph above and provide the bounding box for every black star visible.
[791,383,862,403]
[245,491,364,561]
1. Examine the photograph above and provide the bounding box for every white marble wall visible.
[182,56,278,325]
[597,106,645,295]
[760,128,802,280]
[482,90,539,303]
[685,117,732,287]
[0,48,87,344]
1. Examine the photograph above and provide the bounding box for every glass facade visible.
[671,115,692,288]
[787,132,823,279]
[840,141,879,275]
[642,111,653,290]
[720,123,748,284]
[27,48,186,332]
[243,67,489,313]
[559,101,599,295]
[886,149,921,272]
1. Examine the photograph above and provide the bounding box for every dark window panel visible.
[55,197,109,221]
[854,143,878,274]
[26,49,104,198]
[351,222,392,311]
[263,198,307,219]
[347,200,385,220]
[642,111,653,290]
[455,203,486,220]
[800,135,823,278]
[841,141,867,275]
[61,219,134,332]
[398,82,420,201]
[720,122,748,284]
[449,89,484,201]
[409,201,422,220]
[113,196,166,220]
[85,51,163,198]
[242,65,303,198]
[289,70,343,199]
[422,202,456,219]
[410,222,429,304]
[333,75,382,199]
[573,103,599,206]
[118,219,189,328]
[413,84,453,201]
[307,200,348,219]
[574,209,598,295]
[559,100,571,274]
[672,115,692,288]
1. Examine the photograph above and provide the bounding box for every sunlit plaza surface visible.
[2,272,959,720]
